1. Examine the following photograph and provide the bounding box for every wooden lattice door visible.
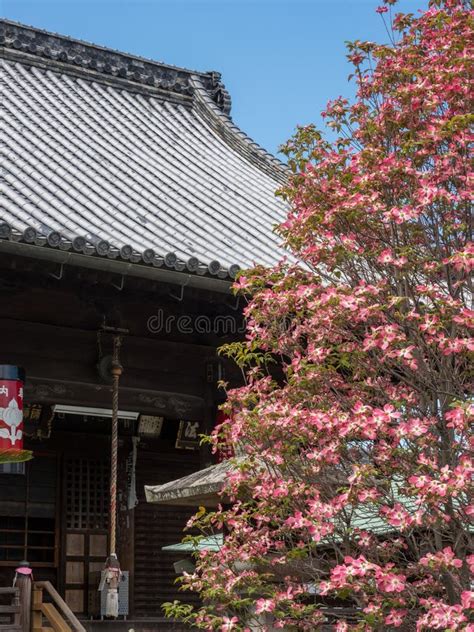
[62,458,109,614]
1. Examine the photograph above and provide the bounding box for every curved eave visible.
[191,75,288,183]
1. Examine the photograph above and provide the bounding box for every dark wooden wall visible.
[0,256,241,420]
[0,253,244,349]
[0,452,58,588]
[0,254,242,617]
[134,441,201,615]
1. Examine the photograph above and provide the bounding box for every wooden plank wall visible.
[133,442,201,616]
[0,456,56,519]
[0,454,58,588]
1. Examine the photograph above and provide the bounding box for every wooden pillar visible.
[15,570,31,632]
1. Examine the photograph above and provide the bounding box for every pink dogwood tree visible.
[165,1,473,629]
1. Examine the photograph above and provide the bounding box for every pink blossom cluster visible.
[167,1,474,630]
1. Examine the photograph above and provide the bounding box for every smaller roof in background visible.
[145,458,238,507]
[162,535,223,553]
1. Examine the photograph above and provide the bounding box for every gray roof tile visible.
[0,20,289,280]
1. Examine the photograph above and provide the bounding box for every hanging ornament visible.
[0,365,32,463]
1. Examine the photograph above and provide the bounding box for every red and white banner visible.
[0,366,27,461]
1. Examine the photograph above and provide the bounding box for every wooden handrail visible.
[32,582,85,632]
[0,586,21,631]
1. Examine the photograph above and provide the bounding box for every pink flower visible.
[357,531,374,547]
[399,417,429,437]
[221,616,239,631]
[446,405,473,431]
[377,248,395,264]
[444,243,474,272]
[357,487,380,502]
[385,609,408,627]
[255,598,275,615]
[461,591,474,610]
[467,555,474,575]
[417,599,466,630]
[380,503,414,530]
[376,571,406,593]
[420,547,463,570]
[349,53,364,65]
[234,275,249,290]
[408,474,430,489]
[285,511,310,529]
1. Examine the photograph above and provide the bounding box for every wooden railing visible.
[0,586,21,631]
[32,582,86,632]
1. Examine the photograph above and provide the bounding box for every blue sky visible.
[1,0,426,157]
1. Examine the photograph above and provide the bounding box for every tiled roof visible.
[0,20,289,282]
[145,458,241,506]
[162,535,223,553]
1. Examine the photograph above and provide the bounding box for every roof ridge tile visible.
[0,19,229,111]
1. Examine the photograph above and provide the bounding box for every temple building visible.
[0,19,287,631]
